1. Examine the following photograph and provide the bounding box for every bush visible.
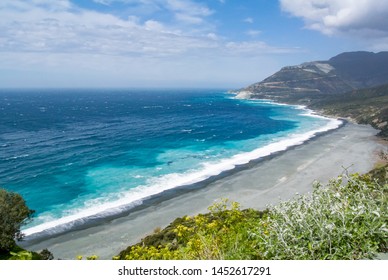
[39,248,54,260]
[0,188,34,252]
[255,174,388,259]
[116,200,267,260]
[177,200,266,260]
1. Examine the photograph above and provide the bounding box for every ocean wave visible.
[6,154,29,160]
[22,116,342,238]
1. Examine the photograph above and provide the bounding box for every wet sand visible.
[21,123,386,259]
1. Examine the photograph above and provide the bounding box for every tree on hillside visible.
[0,188,34,252]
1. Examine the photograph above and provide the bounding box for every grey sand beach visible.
[22,123,386,259]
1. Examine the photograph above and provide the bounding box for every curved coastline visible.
[20,99,342,240]
[21,117,343,243]
[20,121,384,259]
[19,94,385,259]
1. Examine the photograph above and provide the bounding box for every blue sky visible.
[1,0,388,88]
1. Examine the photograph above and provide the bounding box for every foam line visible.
[22,112,342,238]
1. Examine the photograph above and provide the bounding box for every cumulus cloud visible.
[280,0,388,37]
[0,0,216,57]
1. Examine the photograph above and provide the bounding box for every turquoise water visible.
[0,89,341,236]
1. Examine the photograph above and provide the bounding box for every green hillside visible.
[311,84,388,137]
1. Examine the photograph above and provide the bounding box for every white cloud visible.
[280,0,388,37]
[207,33,218,40]
[0,0,216,57]
[244,17,254,24]
[0,0,220,87]
[93,0,111,5]
[0,0,299,87]
[92,0,213,25]
[246,30,262,37]
[174,13,205,25]
[167,0,213,16]
[144,19,165,32]
[166,0,213,24]
[0,0,72,11]
[225,41,299,56]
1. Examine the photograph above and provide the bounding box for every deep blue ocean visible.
[0,89,341,236]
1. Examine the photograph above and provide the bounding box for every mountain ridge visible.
[237,51,388,138]
[239,51,388,100]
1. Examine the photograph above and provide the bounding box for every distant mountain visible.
[237,51,388,138]
[329,51,388,88]
[238,51,388,104]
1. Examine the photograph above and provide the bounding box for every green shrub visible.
[255,174,387,259]
[116,200,267,260]
[8,250,33,260]
[178,200,266,260]
[0,188,34,252]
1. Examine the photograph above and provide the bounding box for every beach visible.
[20,122,386,259]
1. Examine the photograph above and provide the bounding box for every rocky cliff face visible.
[240,51,388,105]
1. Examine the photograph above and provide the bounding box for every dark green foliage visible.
[368,163,388,186]
[38,248,54,260]
[0,188,34,252]
[310,84,388,138]
[0,244,52,260]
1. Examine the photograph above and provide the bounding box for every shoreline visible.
[20,122,386,259]
[20,118,344,244]
[19,99,341,239]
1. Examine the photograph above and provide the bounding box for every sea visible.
[0,88,341,238]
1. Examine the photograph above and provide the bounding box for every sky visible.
[1,0,388,88]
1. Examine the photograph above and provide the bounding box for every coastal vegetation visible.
[116,167,387,260]
[0,188,52,260]
[0,188,34,253]
[310,84,388,138]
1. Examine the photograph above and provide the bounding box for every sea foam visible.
[22,112,342,238]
